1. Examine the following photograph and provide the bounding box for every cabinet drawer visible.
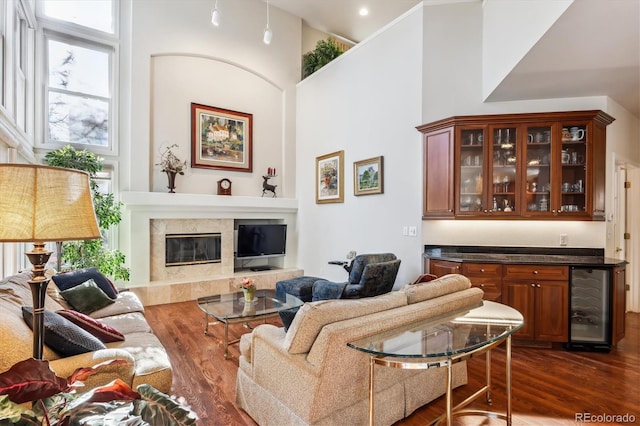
[504,265,569,281]
[471,279,502,302]
[462,263,502,276]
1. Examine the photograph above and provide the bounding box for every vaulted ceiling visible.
[272,0,639,117]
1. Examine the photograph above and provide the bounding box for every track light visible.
[263,0,272,44]
[211,0,220,26]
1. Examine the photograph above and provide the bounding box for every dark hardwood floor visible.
[145,301,640,426]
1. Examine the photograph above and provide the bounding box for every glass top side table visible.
[197,289,303,359]
[348,301,523,426]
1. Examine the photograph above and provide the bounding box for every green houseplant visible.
[44,145,130,281]
[302,37,344,79]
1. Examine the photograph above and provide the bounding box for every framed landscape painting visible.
[316,150,344,204]
[190,103,253,172]
[354,156,383,196]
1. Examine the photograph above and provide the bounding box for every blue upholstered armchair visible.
[311,253,401,301]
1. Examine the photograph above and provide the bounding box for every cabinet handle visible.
[532,270,538,275]
[552,209,556,213]
[448,209,453,213]
[536,284,541,288]
[530,283,535,287]
[480,268,485,273]
[484,209,489,213]
[455,266,460,270]
[480,284,485,288]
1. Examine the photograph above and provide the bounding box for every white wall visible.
[296,7,424,286]
[123,0,301,198]
[482,0,573,101]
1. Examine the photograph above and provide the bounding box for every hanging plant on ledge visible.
[302,37,345,79]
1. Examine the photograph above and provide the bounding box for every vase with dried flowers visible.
[156,144,188,193]
[239,277,256,302]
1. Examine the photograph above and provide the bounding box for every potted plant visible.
[302,37,344,79]
[156,144,188,193]
[0,358,197,425]
[44,145,130,282]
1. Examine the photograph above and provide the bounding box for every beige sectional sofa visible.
[236,274,484,425]
[0,270,172,393]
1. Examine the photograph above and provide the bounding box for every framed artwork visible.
[190,103,253,172]
[316,150,344,204]
[354,156,384,196]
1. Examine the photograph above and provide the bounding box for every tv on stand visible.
[235,224,287,270]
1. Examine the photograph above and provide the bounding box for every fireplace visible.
[165,233,221,267]
[150,218,234,282]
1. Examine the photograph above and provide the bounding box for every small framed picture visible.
[316,150,344,204]
[354,156,383,196]
[190,103,253,172]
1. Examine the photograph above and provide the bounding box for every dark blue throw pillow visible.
[51,267,118,299]
[22,306,106,356]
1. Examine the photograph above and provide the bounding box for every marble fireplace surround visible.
[120,192,302,306]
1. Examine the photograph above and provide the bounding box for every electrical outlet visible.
[560,234,568,246]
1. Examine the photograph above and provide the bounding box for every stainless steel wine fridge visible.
[566,267,612,351]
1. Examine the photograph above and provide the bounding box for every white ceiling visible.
[270,0,421,43]
[271,0,640,117]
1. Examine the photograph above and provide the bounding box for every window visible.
[41,0,114,34]
[46,35,111,147]
[37,0,117,151]
[14,2,34,134]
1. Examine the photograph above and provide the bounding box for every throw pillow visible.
[22,307,106,356]
[60,279,115,314]
[51,267,118,299]
[57,309,125,343]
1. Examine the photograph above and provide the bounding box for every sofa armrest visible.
[246,324,322,417]
[48,348,136,390]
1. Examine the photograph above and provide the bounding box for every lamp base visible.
[25,242,52,360]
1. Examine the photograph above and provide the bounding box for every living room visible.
[1,0,639,424]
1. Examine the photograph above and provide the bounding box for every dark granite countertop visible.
[424,245,626,267]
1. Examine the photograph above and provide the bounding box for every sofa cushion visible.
[60,279,115,314]
[89,291,145,319]
[400,274,471,304]
[52,267,118,299]
[284,291,407,354]
[22,307,106,356]
[56,309,125,343]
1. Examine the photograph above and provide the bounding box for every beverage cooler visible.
[566,267,612,351]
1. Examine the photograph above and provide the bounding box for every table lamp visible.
[0,164,100,359]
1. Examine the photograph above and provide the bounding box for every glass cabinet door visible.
[489,126,518,214]
[559,123,588,215]
[458,128,485,214]
[523,125,552,215]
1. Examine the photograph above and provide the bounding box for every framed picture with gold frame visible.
[354,156,383,196]
[316,150,344,204]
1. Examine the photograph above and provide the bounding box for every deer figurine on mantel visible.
[262,174,277,197]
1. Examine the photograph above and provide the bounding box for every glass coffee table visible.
[196,289,303,359]
[348,301,523,426]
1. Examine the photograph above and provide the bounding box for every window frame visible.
[35,0,119,156]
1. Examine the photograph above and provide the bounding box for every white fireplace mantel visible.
[119,191,299,286]
[120,191,298,215]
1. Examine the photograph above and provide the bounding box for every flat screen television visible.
[236,224,287,260]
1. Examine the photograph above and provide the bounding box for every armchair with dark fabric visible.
[311,253,401,301]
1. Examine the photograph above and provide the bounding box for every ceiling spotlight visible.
[211,0,220,26]
[359,7,369,16]
[263,0,272,44]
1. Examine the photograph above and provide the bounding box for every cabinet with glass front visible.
[418,110,614,220]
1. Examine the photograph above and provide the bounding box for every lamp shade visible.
[0,164,100,243]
